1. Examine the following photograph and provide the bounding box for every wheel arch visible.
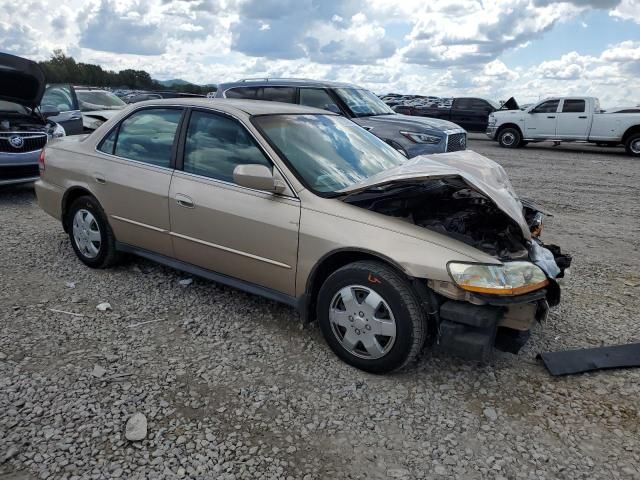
[301,248,412,323]
[61,186,96,232]
[622,124,640,144]
[496,123,523,138]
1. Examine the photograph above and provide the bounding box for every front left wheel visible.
[67,195,120,268]
[316,261,427,374]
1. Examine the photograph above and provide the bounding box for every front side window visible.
[334,88,395,117]
[254,114,405,193]
[42,85,74,111]
[113,108,182,167]
[299,88,339,112]
[183,111,271,184]
[532,100,560,113]
[562,99,585,113]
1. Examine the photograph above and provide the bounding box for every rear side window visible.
[112,108,182,167]
[225,87,260,99]
[183,111,272,184]
[454,98,472,109]
[299,88,339,112]
[532,100,560,113]
[562,100,586,113]
[98,128,117,155]
[470,99,491,110]
[261,87,295,103]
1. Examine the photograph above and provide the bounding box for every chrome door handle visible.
[175,193,194,208]
[94,174,106,184]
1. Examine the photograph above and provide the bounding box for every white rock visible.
[125,413,148,441]
[91,365,106,378]
[65,281,76,289]
[483,407,498,422]
[179,278,193,286]
[96,302,112,312]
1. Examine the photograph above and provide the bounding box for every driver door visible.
[524,99,560,139]
[41,84,83,135]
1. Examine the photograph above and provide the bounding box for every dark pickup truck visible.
[397,97,501,133]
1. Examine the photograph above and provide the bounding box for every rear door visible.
[524,99,560,139]
[169,109,300,296]
[94,107,184,256]
[42,84,83,135]
[556,99,590,139]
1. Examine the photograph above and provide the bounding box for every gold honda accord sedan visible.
[35,98,570,373]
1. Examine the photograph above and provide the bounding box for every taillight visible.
[38,149,45,173]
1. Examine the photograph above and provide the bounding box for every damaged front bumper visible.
[429,242,571,362]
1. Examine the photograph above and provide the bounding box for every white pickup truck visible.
[486,97,640,157]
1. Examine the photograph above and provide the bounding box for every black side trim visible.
[115,242,300,309]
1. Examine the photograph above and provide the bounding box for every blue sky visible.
[1,0,639,106]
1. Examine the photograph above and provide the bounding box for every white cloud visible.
[0,0,638,106]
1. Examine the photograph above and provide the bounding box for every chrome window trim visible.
[93,103,300,199]
[110,215,167,233]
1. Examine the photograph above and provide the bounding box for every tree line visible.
[38,50,215,94]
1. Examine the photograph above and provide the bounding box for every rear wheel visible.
[67,196,120,268]
[625,133,640,157]
[316,261,427,373]
[498,127,523,148]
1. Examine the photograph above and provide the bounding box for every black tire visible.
[66,195,120,268]
[316,260,427,374]
[624,133,640,157]
[498,127,522,149]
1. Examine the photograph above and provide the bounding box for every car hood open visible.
[0,52,46,109]
[499,97,520,111]
[338,150,531,241]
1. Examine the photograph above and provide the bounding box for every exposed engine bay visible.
[0,111,56,134]
[342,176,571,279]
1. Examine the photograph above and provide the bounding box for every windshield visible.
[253,114,406,194]
[335,88,395,117]
[76,90,126,112]
[0,100,29,114]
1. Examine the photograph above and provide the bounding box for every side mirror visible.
[41,105,60,118]
[233,164,286,194]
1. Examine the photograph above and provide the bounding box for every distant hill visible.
[157,79,192,87]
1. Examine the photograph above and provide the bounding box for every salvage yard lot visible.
[1,136,639,479]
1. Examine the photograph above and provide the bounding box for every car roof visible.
[218,78,358,91]
[130,97,338,116]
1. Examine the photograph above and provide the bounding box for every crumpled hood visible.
[0,52,46,109]
[354,113,463,132]
[339,149,531,241]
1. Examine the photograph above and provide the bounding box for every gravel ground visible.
[1,137,639,479]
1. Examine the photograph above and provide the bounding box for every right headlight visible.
[400,131,441,144]
[447,261,548,296]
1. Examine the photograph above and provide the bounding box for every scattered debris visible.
[48,308,84,317]
[125,413,148,441]
[539,343,640,376]
[179,278,193,286]
[91,365,107,378]
[96,302,112,312]
[65,281,76,289]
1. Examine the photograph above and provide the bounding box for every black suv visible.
[215,79,467,157]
